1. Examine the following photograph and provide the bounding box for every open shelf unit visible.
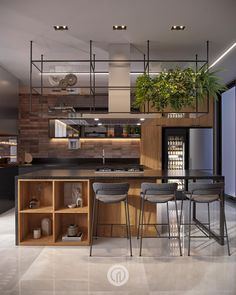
[18,179,90,246]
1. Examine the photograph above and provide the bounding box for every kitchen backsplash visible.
[18,94,140,162]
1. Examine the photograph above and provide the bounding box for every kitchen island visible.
[16,169,224,246]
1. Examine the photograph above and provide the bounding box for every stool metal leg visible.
[125,197,132,256]
[139,197,145,256]
[174,200,182,256]
[188,199,192,256]
[124,200,129,239]
[221,199,231,256]
[167,202,171,239]
[137,197,142,239]
[90,197,98,257]
[180,198,184,226]
[207,203,211,239]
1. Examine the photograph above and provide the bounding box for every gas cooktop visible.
[95,166,144,173]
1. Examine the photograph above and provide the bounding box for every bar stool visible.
[186,182,230,256]
[138,183,182,256]
[90,182,132,256]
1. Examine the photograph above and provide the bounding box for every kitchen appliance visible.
[163,128,189,190]
[163,127,213,190]
[95,166,144,173]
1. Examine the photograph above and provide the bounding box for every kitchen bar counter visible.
[16,169,225,246]
[17,168,223,180]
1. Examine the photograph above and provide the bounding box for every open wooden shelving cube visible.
[18,180,53,213]
[54,180,89,213]
[54,213,89,245]
[19,212,54,245]
[17,179,91,246]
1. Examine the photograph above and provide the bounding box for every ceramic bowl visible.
[68,204,77,209]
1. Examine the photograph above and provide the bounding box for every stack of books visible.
[62,232,83,241]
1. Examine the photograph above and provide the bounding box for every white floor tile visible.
[0,201,235,295]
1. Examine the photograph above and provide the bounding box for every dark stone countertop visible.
[16,169,224,180]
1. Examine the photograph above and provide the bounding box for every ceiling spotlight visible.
[54,25,69,31]
[113,25,127,30]
[171,25,185,31]
[97,123,102,126]
[140,118,145,121]
[137,123,141,126]
[94,118,99,121]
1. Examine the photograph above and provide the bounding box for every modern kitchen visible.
[0,1,236,294]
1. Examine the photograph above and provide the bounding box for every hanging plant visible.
[134,66,226,112]
[196,66,227,102]
[134,74,155,107]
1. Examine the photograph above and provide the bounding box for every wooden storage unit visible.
[19,213,54,245]
[19,180,53,213]
[54,213,88,246]
[18,179,90,246]
[54,180,89,213]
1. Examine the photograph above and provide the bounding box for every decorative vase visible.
[67,224,78,237]
[41,218,52,236]
[29,198,40,209]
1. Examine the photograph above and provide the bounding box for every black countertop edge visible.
[16,169,224,180]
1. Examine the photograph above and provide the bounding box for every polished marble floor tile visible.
[0,201,236,295]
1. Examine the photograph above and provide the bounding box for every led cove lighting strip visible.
[40,72,160,76]
[209,42,236,69]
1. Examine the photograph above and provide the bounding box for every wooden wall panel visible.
[140,98,214,169]
[140,120,162,170]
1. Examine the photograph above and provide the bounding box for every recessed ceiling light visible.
[171,25,185,31]
[94,118,99,121]
[137,123,141,126]
[54,25,69,31]
[140,118,145,121]
[113,25,127,30]
[97,123,102,126]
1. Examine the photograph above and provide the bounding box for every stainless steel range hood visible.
[108,44,130,113]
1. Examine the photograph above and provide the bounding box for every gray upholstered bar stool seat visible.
[186,182,230,256]
[138,183,182,256]
[90,182,132,256]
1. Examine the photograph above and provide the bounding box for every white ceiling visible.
[0,0,236,87]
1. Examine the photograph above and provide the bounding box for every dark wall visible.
[0,66,19,135]
[0,167,18,213]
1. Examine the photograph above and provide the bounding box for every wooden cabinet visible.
[18,179,90,246]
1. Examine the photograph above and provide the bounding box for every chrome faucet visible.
[102,149,105,165]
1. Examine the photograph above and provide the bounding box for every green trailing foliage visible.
[195,66,227,102]
[134,66,227,112]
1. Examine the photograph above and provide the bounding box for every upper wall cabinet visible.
[49,119,141,138]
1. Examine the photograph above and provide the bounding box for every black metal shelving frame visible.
[29,40,210,114]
